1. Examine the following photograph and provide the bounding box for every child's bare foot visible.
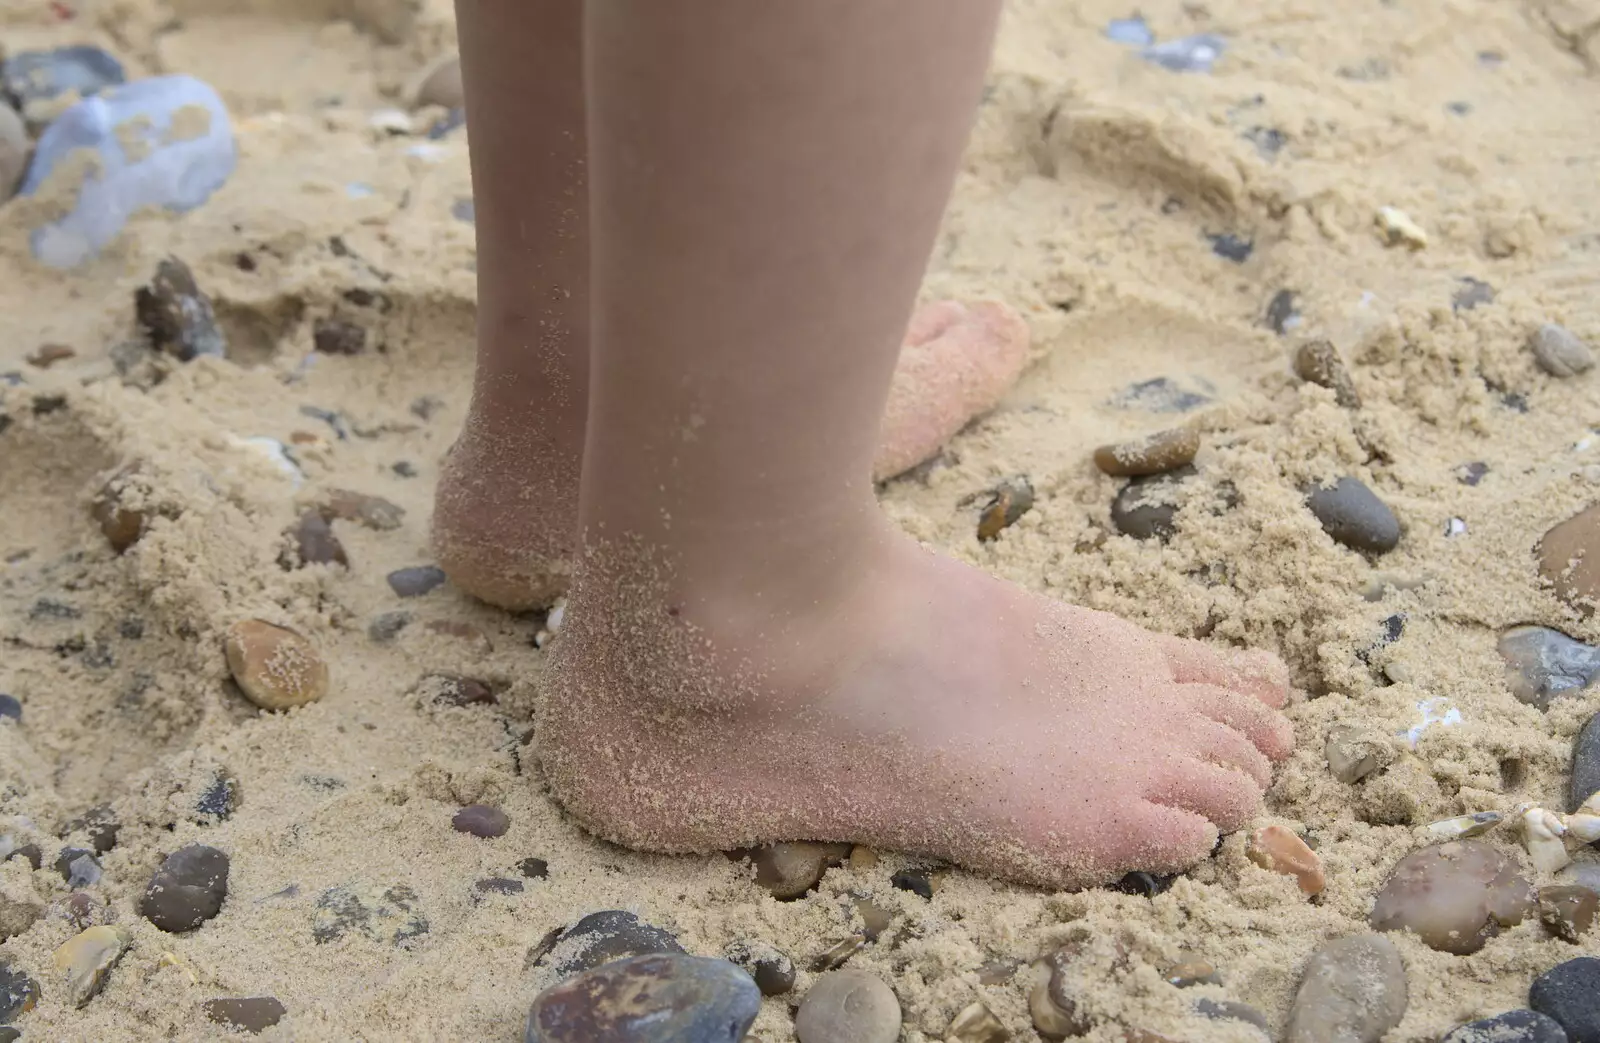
[431,300,1028,609]
[540,528,1293,889]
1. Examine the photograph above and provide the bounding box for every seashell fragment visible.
[1427,811,1504,841]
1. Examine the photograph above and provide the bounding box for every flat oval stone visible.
[1532,324,1595,378]
[140,844,229,932]
[53,925,130,1008]
[452,805,509,839]
[524,953,759,1043]
[203,997,287,1033]
[21,75,235,268]
[795,970,901,1043]
[387,565,448,597]
[1530,957,1600,1043]
[746,842,850,899]
[1370,841,1535,954]
[1540,885,1599,942]
[1293,340,1361,408]
[1112,466,1195,540]
[1539,505,1600,611]
[1093,426,1200,477]
[547,911,685,978]
[1306,478,1400,553]
[224,620,329,711]
[1442,1010,1569,1043]
[1499,627,1600,709]
[1574,712,1600,813]
[1285,934,1407,1043]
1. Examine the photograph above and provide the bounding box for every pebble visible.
[452,805,509,839]
[53,847,101,888]
[285,509,347,568]
[743,842,850,899]
[1459,462,1490,486]
[196,774,240,822]
[0,104,25,202]
[1285,935,1407,1043]
[725,939,796,996]
[0,962,37,1021]
[1142,33,1226,73]
[1106,16,1154,46]
[1112,871,1175,897]
[1376,206,1428,249]
[62,806,118,855]
[0,696,19,723]
[413,55,464,110]
[2,46,124,110]
[135,257,226,361]
[852,895,895,940]
[1573,712,1600,813]
[795,970,901,1043]
[810,936,865,971]
[1267,289,1301,334]
[890,865,942,899]
[1093,427,1200,478]
[1246,825,1325,895]
[524,953,759,1043]
[1442,1010,1570,1043]
[1531,957,1600,1043]
[1369,841,1535,954]
[1453,278,1497,312]
[313,884,429,947]
[388,565,447,598]
[1209,233,1253,262]
[313,318,367,356]
[1030,938,1120,1038]
[53,925,129,1007]
[426,673,497,707]
[321,489,405,530]
[1541,885,1600,943]
[1165,955,1221,987]
[545,910,684,978]
[1306,477,1400,553]
[92,466,150,553]
[518,857,550,879]
[367,610,413,643]
[1111,376,1213,412]
[1325,724,1394,784]
[1532,324,1595,378]
[224,620,329,711]
[1427,812,1504,841]
[1498,627,1600,709]
[977,476,1035,541]
[202,997,287,1034]
[1196,999,1271,1035]
[1293,340,1362,408]
[1539,505,1600,609]
[474,877,525,897]
[948,1001,1009,1043]
[1112,466,1193,540]
[22,76,236,268]
[140,844,229,932]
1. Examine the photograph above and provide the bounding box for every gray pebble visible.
[1499,627,1600,711]
[203,997,287,1034]
[796,970,902,1043]
[387,566,446,597]
[1573,711,1600,814]
[1532,324,1595,378]
[135,257,226,361]
[452,805,509,839]
[1530,957,1600,1043]
[1285,935,1407,1043]
[1306,477,1400,553]
[544,910,684,979]
[0,961,37,1021]
[1442,1010,1569,1043]
[54,847,101,888]
[195,774,240,822]
[1110,376,1213,413]
[1266,289,1300,334]
[140,844,229,932]
[367,611,413,643]
[1453,277,1496,312]
[1112,466,1194,541]
[524,954,759,1043]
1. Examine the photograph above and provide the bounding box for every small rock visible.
[1427,812,1504,841]
[1209,234,1253,262]
[3,845,41,871]
[1531,957,1600,1043]
[1376,206,1427,249]
[393,460,419,478]
[1030,938,1126,1037]
[1369,840,1535,954]
[53,925,130,1007]
[321,489,404,531]
[224,620,330,711]
[1532,324,1595,378]
[1093,427,1200,478]
[810,936,865,972]
[1165,955,1221,987]
[1112,871,1175,897]
[745,842,850,899]
[977,476,1034,542]
[1325,724,1394,784]
[0,962,37,1021]
[1453,278,1497,312]
[1499,627,1600,709]
[56,891,102,931]
[726,939,796,996]
[524,953,759,1043]
[1459,462,1490,486]
[1105,16,1154,45]
[0,871,44,941]
[140,844,229,932]
[2,46,124,110]
[1266,290,1300,334]
[1112,467,1194,541]
[0,695,17,722]
[544,910,684,978]
[1573,713,1600,814]
[425,673,497,707]
[1141,33,1226,73]
[1442,1010,1569,1043]
[1541,885,1600,943]
[367,611,413,643]
[202,997,287,1034]
[22,76,236,268]
[1306,477,1400,553]
[518,857,550,879]
[474,877,525,897]
[1246,825,1325,895]
[312,884,429,947]
[62,806,118,855]
[0,104,25,202]
[313,318,366,356]
[283,509,348,568]
[1540,504,1600,611]
[948,1000,1009,1043]
[53,847,101,888]
[796,970,901,1043]
[1293,340,1361,408]
[452,805,509,839]
[196,774,240,822]
[135,257,226,361]
[1196,998,1271,1035]
[413,55,463,110]
[92,466,152,553]
[1285,934,1407,1043]
[1111,377,1212,412]
[890,865,942,899]
[388,566,447,598]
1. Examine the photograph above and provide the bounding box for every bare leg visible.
[542,0,1293,888]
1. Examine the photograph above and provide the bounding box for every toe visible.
[1095,799,1219,879]
[1160,635,1291,709]
[1190,718,1272,788]
[1178,682,1296,761]
[1145,758,1264,836]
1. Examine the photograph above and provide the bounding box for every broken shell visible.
[1029,960,1086,1039]
[1245,825,1325,895]
[811,935,866,972]
[1523,807,1573,875]
[1092,427,1200,478]
[1376,206,1427,249]
[949,1000,1010,1043]
[53,924,129,1007]
[1427,811,1504,841]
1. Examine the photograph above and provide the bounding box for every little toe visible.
[1178,682,1296,761]
[1098,799,1220,879]
[1190,718,1272,788]
[1160,635,1291,709]
[1145,758,1263,836]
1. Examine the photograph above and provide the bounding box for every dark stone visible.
[976,476,1034,542]
[1573,712,1600,813]
[1540,885,1599,943]
[1266,290,1299,334]
[524,954,759,1043]
[1,46,125,108]
[135,257,226,361]
[1530,958,1600,1043]
[367,611,413,643]
[1442,1010,1569,1043]
[890,868,936,899]
[1112,466,1197,541]
[1209,234,1253,262]
[196,775,240,822]
[474,877,525,897]
[0,696,19,722]
[139,844,230,932]
[1454,277,1495,311]
[1112,871,1175,897]
[426,674,496,707]
[284,509,347,568]
[1110,377,1213,413]
[392,461,419,478]
[0,961,38,1021]
[387,566,446,597]
[62,805,119,854]
[203,997,287,1033]
[451,198,475,224]
[1305,477,1401,553]
[453,805,510,839]
[313,318,367,356]
[1499,629,1600,711]
[545,910,685,979]
[726,942,797,996]
[429,108,466,139]
[1459,461,1489,485]
[7,845,40,871]
[1357,613,1406,665]
[53,847,101,887]
[312,884,429,947]
[410,395,444,420]
[518,857,550,879]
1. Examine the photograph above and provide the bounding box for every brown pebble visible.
[135,257,226,361]
[1293,340,1361,407]
[203,997,287,1033]
[1246,825,1326,895]
[1093,426,1200,478]
[91,466,151,554]
[747,842,850,899]
[452,805,509,839]
[1165,955,1221,988]
[1369,840,1535,954]
[312,318,367,356]
[223,620,329,711]
[1539,884,1600,943]
[284,509,347,568]
[27,344,75,368]
[852,895,895,941]
[977,476,1034,542]
[849,845,878,871]
[321,489,405,531]
[1539,503,1600,610]
[413,54,463,110]
[424,673,496,707]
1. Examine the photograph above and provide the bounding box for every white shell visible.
[1523,806,1573,874]
[1426,811,1503,840]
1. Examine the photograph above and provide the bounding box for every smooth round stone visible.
[1306,477,1400,553]
[1112,466,1195,541]
[1093,426,1200,477]
[0,695,19,723]
[1574,712,1600,813]
[795,970,901,1043]
[747,842,850,899]
[547,911,684,978]
[140,844,229,932]
[0,104,24,202]
[224,620,329,711]
[452,805,509,839]
[1285,934,1407,1043]
[1442,1010,1569,1043]
[387,565,447,597]
[1530,957,1600,1043]
[725,939,796,996]
[21,75,235,268]
[525,953,758,1043]
[53,925,129,1008]
[1532,324,1595,378]
[1540,885,1599,942]
[203,996,287,1033]
[1369,841,1535,954]
[1293,340,1361,408]
[1539,505,1600,610]
[1499,627,1600,710]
